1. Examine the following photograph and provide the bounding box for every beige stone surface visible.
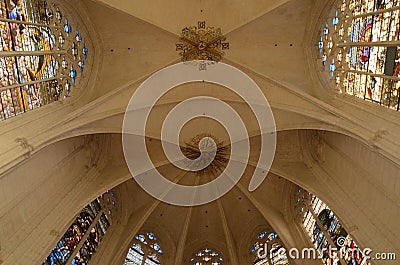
[0,0,399,265]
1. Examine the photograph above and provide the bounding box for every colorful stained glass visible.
[0,0,89,121]
[69,213,111,265]
[190,248,224,265]
[125,232,163,265]
[251,231,289,265]
[319,0,400,110]
[43,191,116,265]
[295,187,365,265]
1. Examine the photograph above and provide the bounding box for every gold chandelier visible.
[176,21,229,62]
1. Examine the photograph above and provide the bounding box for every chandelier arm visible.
[182,47,199,60]
[205,35,224,47]
[206,47,224,57]
[179,36,198,47]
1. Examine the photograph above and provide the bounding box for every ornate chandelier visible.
[176,21,229,63]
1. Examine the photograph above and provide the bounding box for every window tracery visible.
[0,0,88,121]
[251,231,290,265]
[295,187,365,265]
[124,232,163,265]
[319,0,400,110]
[43,190,116,265]
[190,248,224,265]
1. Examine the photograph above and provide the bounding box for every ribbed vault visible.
[0,0,400,265]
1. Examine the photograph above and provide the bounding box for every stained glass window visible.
[295,187,365,265]
[0,0,88,121]
[43,190,116,265]
[319,0,400,111]
[251,231,290,265]
[189,248,224,265]
[124,232,163,265]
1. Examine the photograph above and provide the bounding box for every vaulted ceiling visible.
[73,0,319,263]
[93,0,291,34]
[1,0,400,265]
[79,0,316,100]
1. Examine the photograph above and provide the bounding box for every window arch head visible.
[43,190,116,265]
[251,231,290,265]
[190,248,224,265]
[318,0,400,111]
[124,232,163,265]
[0,0,89,121]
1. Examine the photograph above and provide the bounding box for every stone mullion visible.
[337,40,400,47]
[326,2,400,84]
[306,205,347,265]
[336,68,400,81]
[350,5,400,20]
[263,241,273,265]
[0,77,59,92]
[0,17,62,29]
[0,50,67,57]
[334,6,400,48]
[65,208,105,264]
[140,251,148,265]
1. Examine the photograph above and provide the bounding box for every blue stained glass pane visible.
[323,23,329,35]
[257,231,267,239]
[153,243,163,254]
[135,234,145,242]
[83,44,89,60]
[64,18,71,34]
[69,67,77,85]
[75,30,82,43]
[147,232,156,240]
[251,242,258,252]
[332,11,339,26]
[78,58,85,72]
[329,62,336,76]
[319,36,324,53]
